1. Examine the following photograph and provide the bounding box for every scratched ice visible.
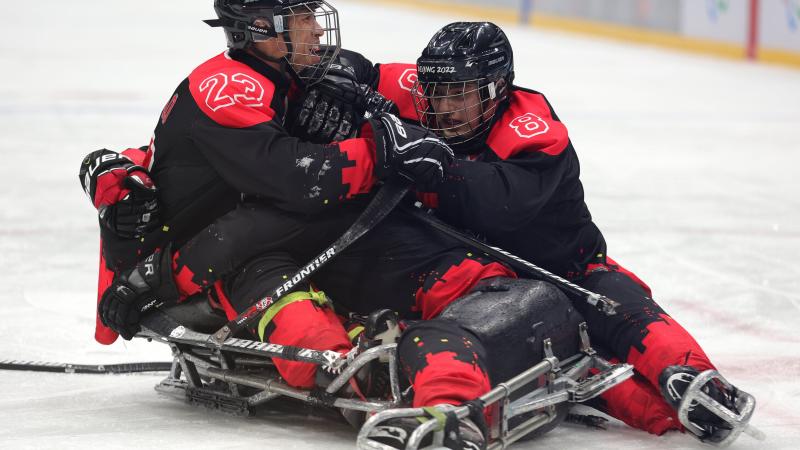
[1,1,798,448]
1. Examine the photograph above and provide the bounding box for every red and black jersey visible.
[429,87,607,278]
[374,63,420,122]
[150,49,379,245]
[360,57,605,278]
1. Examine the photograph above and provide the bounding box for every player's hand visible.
[79,149,161,239]
[99,247,178,340]
[99,173,160,239]
[369,112,454,191]
[360,86,397,119]
[288,64,397,144]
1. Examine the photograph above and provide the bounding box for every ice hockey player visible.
[268,20,757,447]
[82,3,526,448]
[84,2,752,446]
[398,21,754,445]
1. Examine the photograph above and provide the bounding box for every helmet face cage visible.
[213,0,340,85]
[411,22,515,149]
[412,77,504,148]
[279,1,340,84]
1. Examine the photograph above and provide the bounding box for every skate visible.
[659,365,765,446]
[366,414,485,450]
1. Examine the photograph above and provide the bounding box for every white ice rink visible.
[1,0,799,448]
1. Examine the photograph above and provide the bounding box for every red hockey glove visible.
[79,149,161,239]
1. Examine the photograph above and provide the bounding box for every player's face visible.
[429,82,487,139]
[287,11,324,68]
[248,12,324,69]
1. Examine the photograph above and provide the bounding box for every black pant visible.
[174,199,511,320]
[174,198,513,390]
[571,270,712,389]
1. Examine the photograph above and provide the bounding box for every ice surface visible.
[1,0,798,448]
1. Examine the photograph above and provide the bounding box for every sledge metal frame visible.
[139,311,405,415]
[138,312,634,448]
[357,323,633,450]
[153,343,405,414]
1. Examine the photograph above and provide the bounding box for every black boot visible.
[363,309,401,343]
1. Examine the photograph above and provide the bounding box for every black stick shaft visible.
[209,179,409,346]
[406,206,620,316]
[0,360,172,374]
[221,337,343,367]
[141,310,346,370]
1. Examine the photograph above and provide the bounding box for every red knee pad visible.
[266,300,351,388]
[416,259,514,320]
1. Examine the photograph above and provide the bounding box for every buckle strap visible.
[257,289,330,340]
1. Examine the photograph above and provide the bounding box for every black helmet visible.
[205,0,341,84]
[413,22,514,152]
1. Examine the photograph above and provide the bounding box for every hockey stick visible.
[0,359,171,374]
[208,178,410,347]
[141,310,351,373]
[405,205,621,316]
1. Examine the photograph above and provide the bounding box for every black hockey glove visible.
[99,247,178,340]
[79,149,161,239]
[289,81,359,144]
[290,51,397,144]
[369,112,454,192]
[361,86,397,119]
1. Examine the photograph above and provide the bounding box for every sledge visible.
[138,277,635,449]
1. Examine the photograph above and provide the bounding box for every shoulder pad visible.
[486,90,569,160]
[376,63,419,121]
[188,52,277,128]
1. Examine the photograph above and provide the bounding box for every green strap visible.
[257,290,329,340]
[421,407,448,431]
[347,325,365,343]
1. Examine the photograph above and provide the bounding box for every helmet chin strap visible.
[247,29,305,87]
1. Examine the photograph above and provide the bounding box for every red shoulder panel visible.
[486,91,569,160]
[376,63,419,121]
[188,52,277,128]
